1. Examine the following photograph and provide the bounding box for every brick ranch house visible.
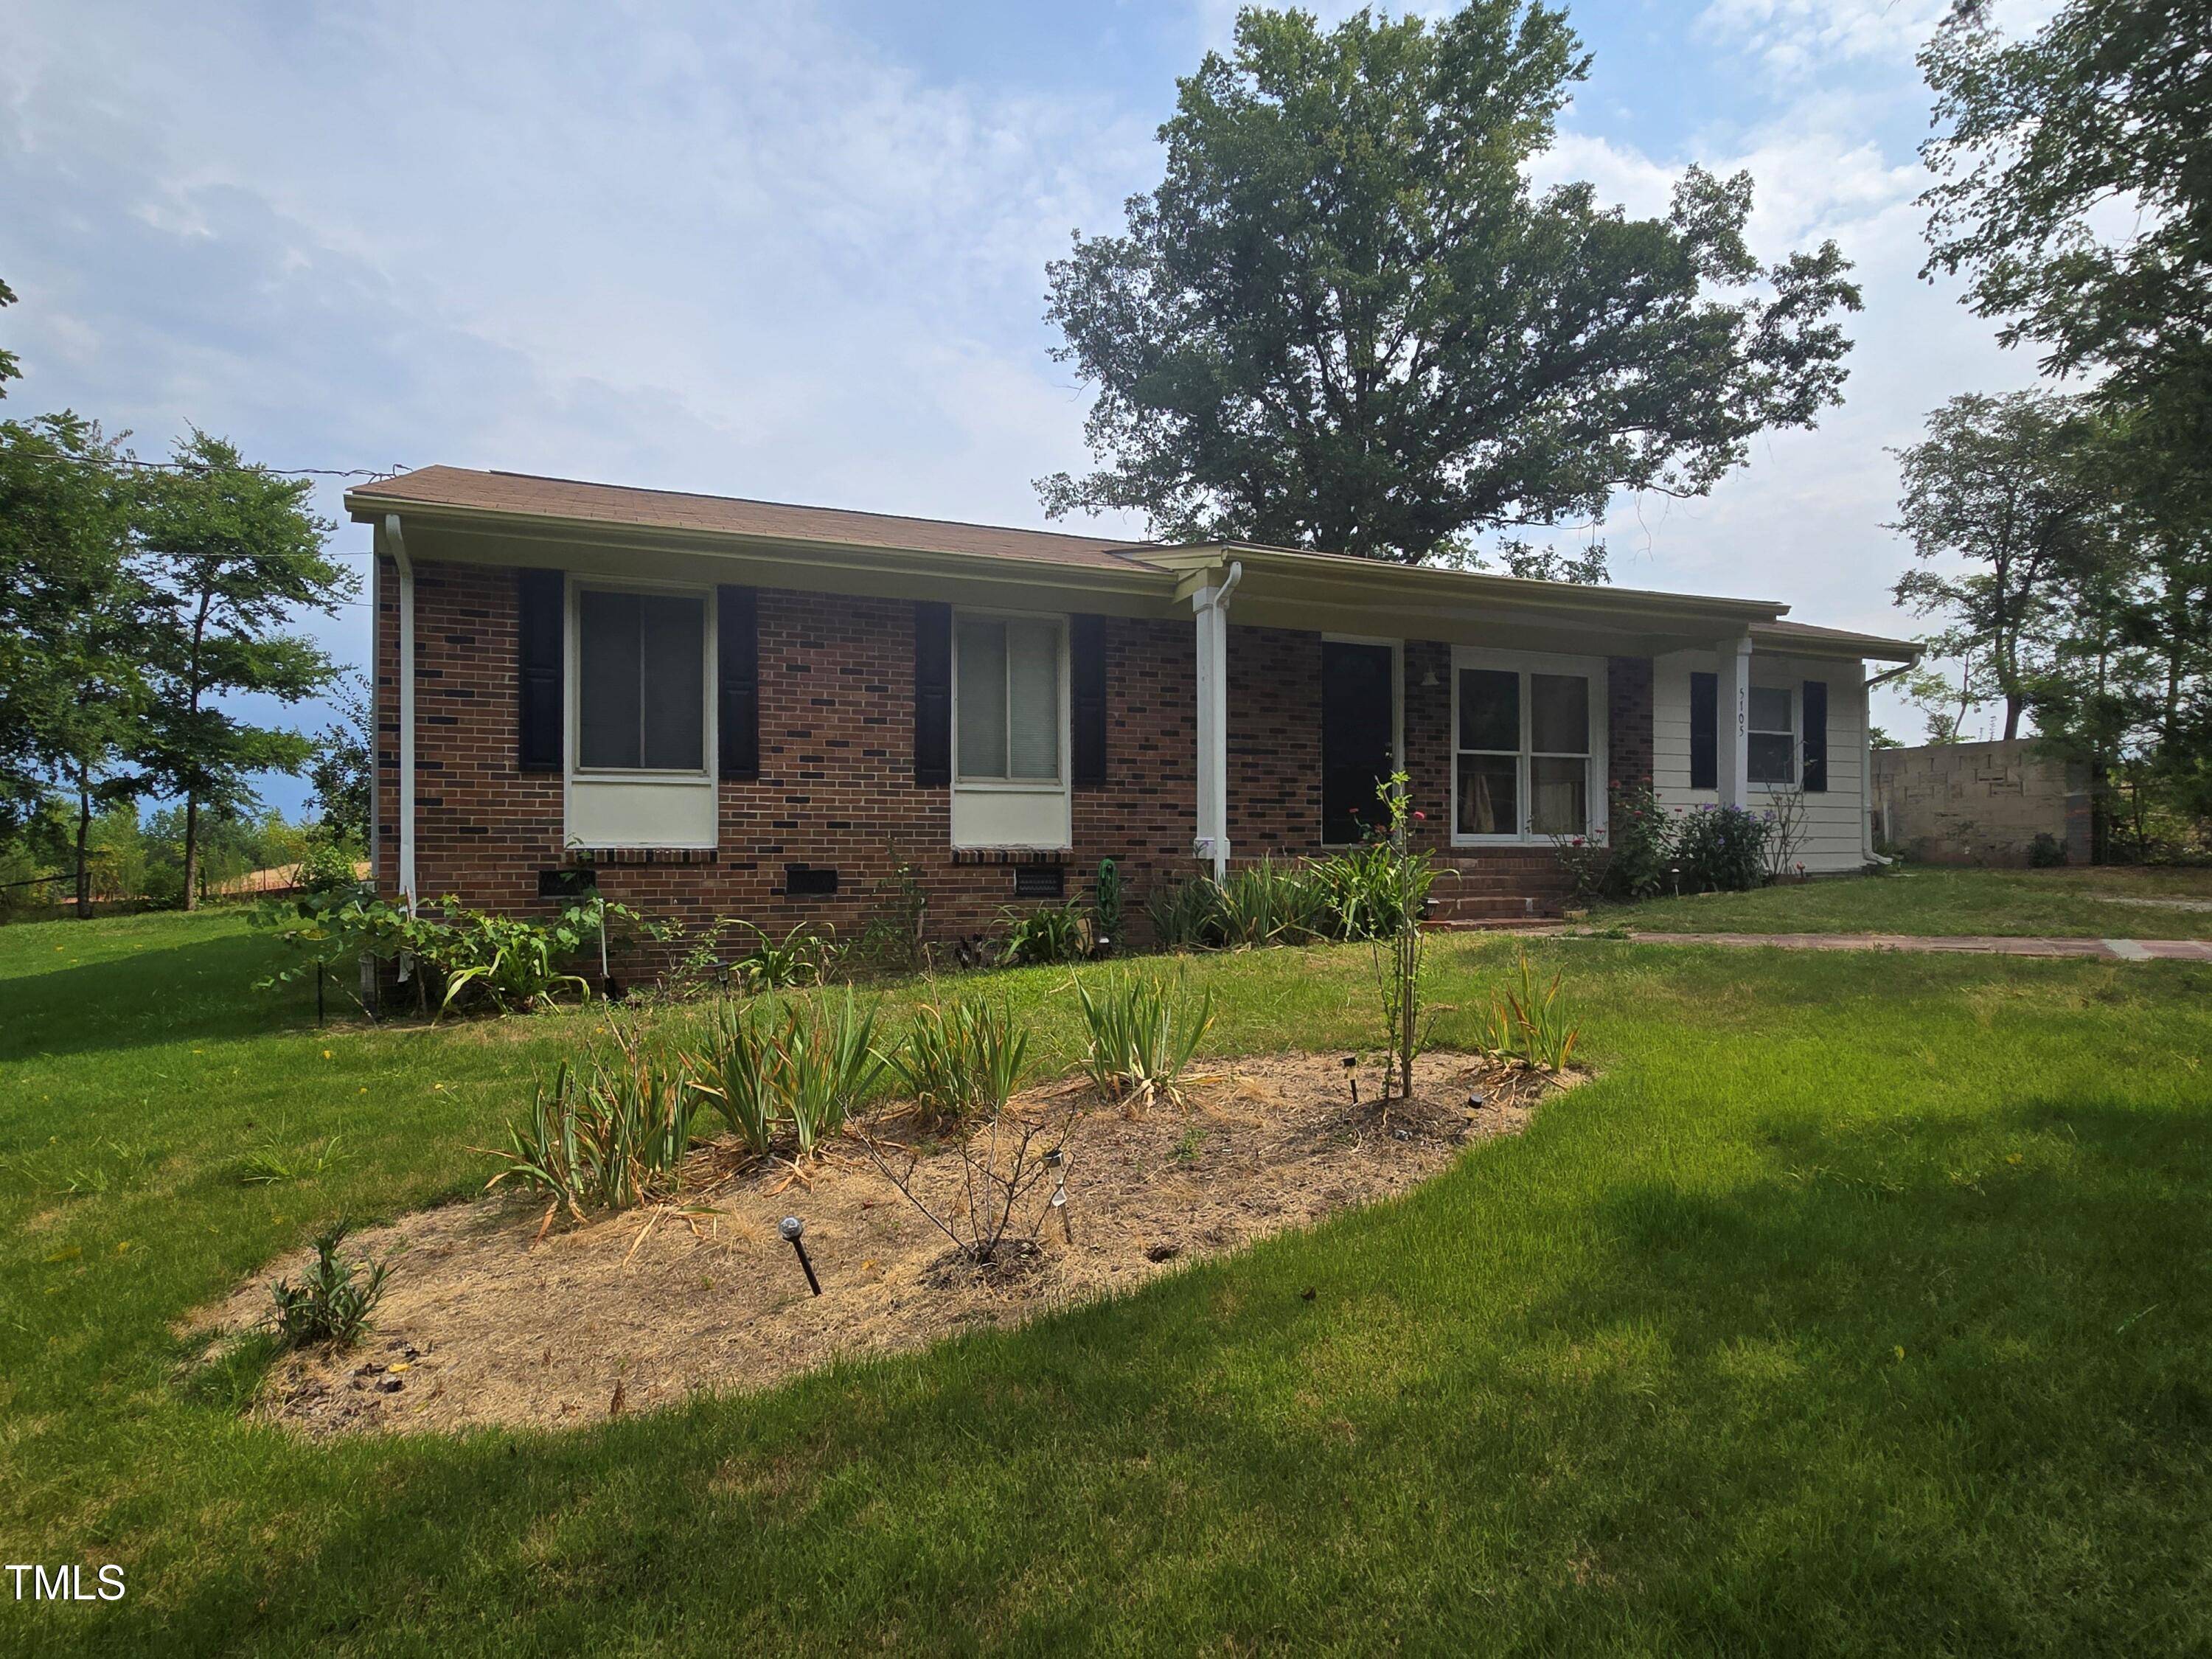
[347,467,1919,950]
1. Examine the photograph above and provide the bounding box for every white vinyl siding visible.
[1652,647,1868,872]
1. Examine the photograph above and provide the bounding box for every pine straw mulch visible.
[206,1050,1573,1437]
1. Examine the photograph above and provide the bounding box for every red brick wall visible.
[375,560,1202,950]
[1607,655,1655,793]
[373,563,1606,953]
[1403,640,1455,855]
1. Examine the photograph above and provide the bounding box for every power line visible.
[0,441,411,481]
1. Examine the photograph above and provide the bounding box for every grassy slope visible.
[1599,864,2212,940]
[4,911,2211,1655]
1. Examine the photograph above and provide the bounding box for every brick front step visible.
[1426,896,1563,922]
[1422,917,1561,932]
[1436,883,1571,899]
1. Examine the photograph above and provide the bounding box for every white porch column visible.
[1717,631,1752,808]
[1190,561,1243,880]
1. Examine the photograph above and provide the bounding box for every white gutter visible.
[1190,560,1244,881]
[1862,661,1914,865]
[385,512,417,911]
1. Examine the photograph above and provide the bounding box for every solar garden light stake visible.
[1045,1147,1071,1243]
[779,1215,821,1296]
[1343,1055,1359,1106]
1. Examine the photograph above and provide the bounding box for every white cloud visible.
[1696,0,2063,80]
[1,0,2079,782]
[1,0,1158,532]
[1695,0,1952,78]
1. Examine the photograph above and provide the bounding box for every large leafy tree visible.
[135,431,354,909]
[1921,0,2212,438]
[1888,391,2108,740]
[306,669,372,850]
[1921,1,2212,849]
[1040,1,1862,564]
[0,414,144,847]
[0,276,20,395]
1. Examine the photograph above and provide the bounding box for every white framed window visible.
[1450,648,1607,843]
[572,584,711,774]
[954,611,1065,785]
[1748,685,1795,786]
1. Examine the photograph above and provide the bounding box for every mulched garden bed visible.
[206,1049,1570,1436]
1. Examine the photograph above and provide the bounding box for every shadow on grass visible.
[112,1092,2212,1655]
[0,928,319,1062]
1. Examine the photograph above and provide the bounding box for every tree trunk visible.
[2090,758,2111,864]
[180,588,212,912]
[2003,693,2023,742]
[181,793,201,912]
[74,770,94,919]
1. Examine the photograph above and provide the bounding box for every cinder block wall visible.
[1871,739,2091,866]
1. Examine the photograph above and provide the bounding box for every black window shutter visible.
[1802,679,1829,793]
[1689,671,1718,791]
[717,585,759,780]
[517,568,563,772]
[1070,613,1107,787]
[914,600,952,787]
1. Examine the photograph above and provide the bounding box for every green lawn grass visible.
[4,909,2211,1654]
[1598,863,2212,939]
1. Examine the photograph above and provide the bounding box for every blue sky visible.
[2,0,2055,814]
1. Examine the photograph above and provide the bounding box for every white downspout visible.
[386,512,417,917]
[1862,660,1913,865]
[1191,559,1245,882]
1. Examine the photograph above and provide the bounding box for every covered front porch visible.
[1171,546,1787,880]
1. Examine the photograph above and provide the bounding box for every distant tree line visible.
[1885,0,2211,859]
[0,279,364,916]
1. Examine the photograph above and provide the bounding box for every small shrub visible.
[1091,858,1124,956]
[487,1031,696,1223]
[855,852,931,973]
[1307,841,1415,941]
[1214,859,1329,947]
[997,902,1089,966]
[141,862,186,910]
[1145,877,1222,950]
[294,838,365,902]
[2029,831,2067,868]
[688,998,782,1154]
[1673,804,1770,893]
[1601,781,1674,900]
[1076,970,1215,1116]
[1360,775,1440,1102]
[892,992,1029,1127]
[257,892,640,1018]
[1760,786,1810,883]
[733,922,838,992]
[1550,834,1612,908]
[1481,948,1582,1073]
[777,991,888,1158]
[268,1225,390,1350]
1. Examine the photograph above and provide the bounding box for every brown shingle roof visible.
[347,465,1156,571]
[1752,618,1920,660]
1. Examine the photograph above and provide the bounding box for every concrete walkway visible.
[1621,931,2212,962]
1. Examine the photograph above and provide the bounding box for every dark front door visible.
[1321,640,1395,844]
